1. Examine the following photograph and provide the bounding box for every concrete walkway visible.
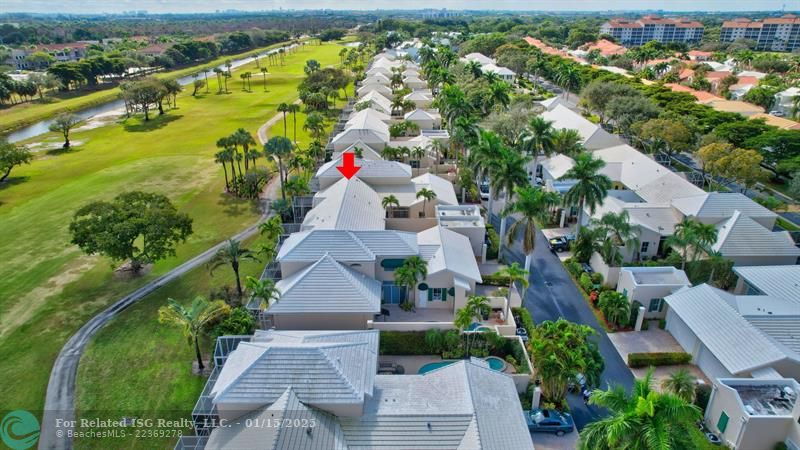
[39,111,287,450]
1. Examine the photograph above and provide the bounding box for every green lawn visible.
[74,233,269,450]
[0,40,305,134]
[0,40,346,421]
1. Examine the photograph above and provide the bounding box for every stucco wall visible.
[272,313,372,330]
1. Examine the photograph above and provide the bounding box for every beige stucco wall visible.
[272,313,372,330]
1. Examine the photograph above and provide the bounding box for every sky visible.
[0,0,794,14]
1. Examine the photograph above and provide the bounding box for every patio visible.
[377,304,454,322]
[608,328,710,387]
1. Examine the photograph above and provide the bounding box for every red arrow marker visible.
[336,152,361,180]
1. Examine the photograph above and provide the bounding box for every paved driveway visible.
[531,431,580,450]
[499,215,634,430]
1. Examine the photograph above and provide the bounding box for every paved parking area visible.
[531,431,579,450]
[607,328,709,387]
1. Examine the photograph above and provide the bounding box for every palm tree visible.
[555,63,581,101]
[382,194,400,218]
[260,67,269,91]
[591,211,640,262]
[490,149,530,255]
[158,297,230,371]
[661,368,697,403]
[667,218,718,270]
[302,112,326,143]
[465,60,483,79]
[551,128,584,158]
[488,81,511,112]
[521,116,555,180]
[454,295,491,355]
[213,68,223,93]
[467,130,506,216]
[277,103,290,138]
[496,263,529,320]
[259,215,284,242]
[560,153,611,234]
[207,239,260,299]
[597,291,631,328]
[396,256,427,306]
[415,188,437,218]
[214,150,232,191]
[264,136,293,201]
[286,104,300,143]
[394,266,418,308]
[245,276,280,309]
[503,186,560,271]
[580,369,701,450]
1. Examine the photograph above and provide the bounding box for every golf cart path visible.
[39,110,286,449]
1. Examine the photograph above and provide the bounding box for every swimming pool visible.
[466,323,492,332]
[418,357,506,374]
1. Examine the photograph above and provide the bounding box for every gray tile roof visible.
[278,230,419,263]
[303,178,385,231]
[316,157,412,181]
[211,330,378,409]
[733,265,800,303]
[712,211,800,257]
[672,192,777,220]
[270,254,381,314]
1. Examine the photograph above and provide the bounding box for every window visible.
[640,242,649,253]
[381,281,406,304]
[429,288,448,301]
[380,259,406,271]
[648,298,663,312]
[717,411,729,433]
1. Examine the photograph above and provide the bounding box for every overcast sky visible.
[0,0,793,14]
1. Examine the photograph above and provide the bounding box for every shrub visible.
[212,307,255,337]
[627,352,692,368]
[774,443,788,450]
[509,338,531,374]
[379,331,429,355]
[695,383,712,412]
[590,272,604,285]
[442,347,465,359]
[505,355,518,366]
[443,330,461,352]
[566,260,583,278]
[597,291,630,328]
[658,319,666,329]
[481,273,512,286]
[579,272,594,293]
[486,225,500,260]
[470,348,489,358]
[425,329,444,354]
[512,307,535,336]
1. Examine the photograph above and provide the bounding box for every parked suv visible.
[548,234,574,253]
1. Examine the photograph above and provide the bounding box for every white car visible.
[478,182,490,200]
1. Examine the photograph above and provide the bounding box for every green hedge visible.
[628,352,692,368]
[486,224,500,260]
[481,273,512,286]
[379,331,430,355]
[512,307,535,336]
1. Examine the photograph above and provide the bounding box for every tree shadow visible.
[0,175,30,193]
[122,114,183,133]
[217,192,262,217]
[46,145,81,156]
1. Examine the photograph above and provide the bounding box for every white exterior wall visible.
[617,271,685,319]
[725,254,800,267]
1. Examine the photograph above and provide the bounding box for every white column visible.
[531,387,543,410]
[418,288,428,308]
[634,306,646,331]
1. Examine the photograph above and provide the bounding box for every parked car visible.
[548,235,574,253]
[770,110,786,117]
[525,409,574,436]
[515,327,529,342]
[478,181,490,200]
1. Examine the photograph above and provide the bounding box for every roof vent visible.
[306,426,313,435]
[427,422,432,430]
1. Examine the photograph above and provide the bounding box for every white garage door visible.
[666,309,697,354]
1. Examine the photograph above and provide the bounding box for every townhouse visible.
[175,329,534,450]
[460,52,517,82]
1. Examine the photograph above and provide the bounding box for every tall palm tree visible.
[521,116,555,179]
[454,295,491,355]
[661,368,697,403]
[286,103,300,143]
[496,263,529,320]
[466,60,483,78]
[490,149,530,254]
[245,276,281,309]
[260,67,269,92]
[667,218,718,270]
[263,136,294,201]
[415,188,437,218]
[592,210,640,261]
[158,297,230,371]
[303,112,326,143]
[258,215,284,243]
[488,81,511,112]
[467,130,506,216]
[503,186,560,271]
[277,103,290,138]
[580,369,701,450]
[214,150,232,191]
[555,63,582,101]
[207,239,260,299]
[382,194,400,218]
[560,153,611,234]
[396,256,428,306]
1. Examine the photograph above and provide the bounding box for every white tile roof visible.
[412,173,459,206]
[356,82,393,98]
[303,178,385,231]
[357,90,393,115]
[403,108,437,122]
[417,226,482,283]
[211,330,379,408]
[271,253,381,314]
[541,105,620,150]
[366,66,392,76]
[712,210,800,257]
[362,73,391,86]
[733,265,800,303]
[538,96,567,111]
[345,109,391,136]
[205,387,347,450]
[540,153,575,179]
[482,63,516,76]
[672,192,776,221]
[278,230,418,263]
[665,284,789,375]
[332,141,384,161]
[463,53,495,65]
[404,91,433,102]
[316,157,411,182]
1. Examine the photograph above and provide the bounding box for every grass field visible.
[0,40,345,425]
[0,40,305,134]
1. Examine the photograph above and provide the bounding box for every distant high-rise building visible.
[721,14,800,52]
[599,15,704,46]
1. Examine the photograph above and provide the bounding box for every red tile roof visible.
[688,50,713,58]
[36,42,89,52]
[665,83,723,102]
[723,14,800,28]
[584,39,627,56]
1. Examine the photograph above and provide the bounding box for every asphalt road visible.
[497,214,634,430]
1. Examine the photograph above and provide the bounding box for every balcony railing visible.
[173,436,208,450]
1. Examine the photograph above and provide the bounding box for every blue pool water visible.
[467,323,492,332]
[418,357,506,374]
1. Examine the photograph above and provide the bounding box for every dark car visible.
[525,409,574,436]
[548,235,574,253]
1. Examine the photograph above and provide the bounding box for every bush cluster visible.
[627,352,692,368]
